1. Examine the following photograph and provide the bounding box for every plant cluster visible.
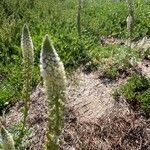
[91,44,140,79]
[113,74,150,116]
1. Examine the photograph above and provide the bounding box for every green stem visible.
[77,0,82,38]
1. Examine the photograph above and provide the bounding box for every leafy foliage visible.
[113,74,150,115]
[91,44,140,79]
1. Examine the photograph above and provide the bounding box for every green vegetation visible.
[93,44,140,79]
[0,64,22,111]
[143,48,150,60]
[113,74,150,115]
[0,0,149,112]
[0,0,150,148]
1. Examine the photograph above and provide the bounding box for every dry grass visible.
[60,108,150,150]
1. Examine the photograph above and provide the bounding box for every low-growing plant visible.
[143,48,150,60]
[103,66,119,80]
[0,64,22,113]
[91,45,140,79]
[113,74,150,116]
[138,89,150,113]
